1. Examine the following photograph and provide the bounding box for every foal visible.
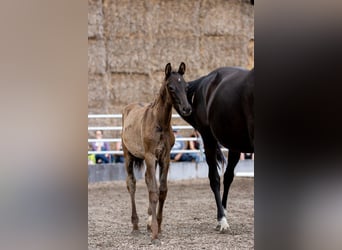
[121,62,191,242]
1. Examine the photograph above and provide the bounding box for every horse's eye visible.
[178,78,181,82]
[168,85,175,92]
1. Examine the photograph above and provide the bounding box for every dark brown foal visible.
[121,62,191,243]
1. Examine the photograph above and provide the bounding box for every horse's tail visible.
[133,157,144,170]
[216,144,226,170]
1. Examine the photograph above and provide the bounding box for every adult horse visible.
[177,66,254,232]
[121,62,191,243]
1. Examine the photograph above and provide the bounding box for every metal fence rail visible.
[88,114,254,178]
[88,113,212,156]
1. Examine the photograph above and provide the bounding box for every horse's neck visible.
[152,84,173,128]
[187,78,202,102]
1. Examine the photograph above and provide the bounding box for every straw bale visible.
[88,0,104,39]
[106,37,152,74]
[148,36,201,73]
[107,72,158,112]
[88,39,106,75]
[200,34,249,71]
[88,73,107,113]
[145,0,201,37]
[88,0,254,112]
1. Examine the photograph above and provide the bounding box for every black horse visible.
[177,66,254,232]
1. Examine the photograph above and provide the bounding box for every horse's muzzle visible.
[181,106,192,116]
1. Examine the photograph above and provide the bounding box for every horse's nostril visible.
[183,106,192,114]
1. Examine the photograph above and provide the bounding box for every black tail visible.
[216,143,226,169]
[132,157,144,170]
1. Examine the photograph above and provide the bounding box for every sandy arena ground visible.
[88,177,254,249]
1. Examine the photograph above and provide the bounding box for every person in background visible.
[91,130,111,164]
[187,130,202,162]
[88,143,96,164]
[240,152,254,160]
[114,141,125,163]
[170,129,194,162]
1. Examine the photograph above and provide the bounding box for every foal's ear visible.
[178,62,186,75]
[165,63,172,78]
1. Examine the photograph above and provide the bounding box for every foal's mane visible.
[150,70,177,109]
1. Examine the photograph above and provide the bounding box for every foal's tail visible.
[132,157,144,170]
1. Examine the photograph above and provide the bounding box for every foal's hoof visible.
[150,238,161,246]
[146,215,152,231]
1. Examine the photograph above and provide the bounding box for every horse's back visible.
[207,68,254,152]
[122,102,148,159]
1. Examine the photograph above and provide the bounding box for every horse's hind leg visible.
[222,150,240,212]
[156,156,170,233]
[124,151,139,232]
[203,138,229,232]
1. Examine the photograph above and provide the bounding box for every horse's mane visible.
[187,75,226,169]
[187,71,219,104]
[187,81,196,103]
[187,76,205,104]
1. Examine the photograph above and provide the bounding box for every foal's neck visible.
[152,83,173,129]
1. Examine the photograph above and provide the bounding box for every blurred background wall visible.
[88,0,254,137]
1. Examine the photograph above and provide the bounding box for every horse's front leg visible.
[144,153,159,242]
[222,150,240,218]
[157,154,170,233]
[205,145,229,233]
[124,149,139,233]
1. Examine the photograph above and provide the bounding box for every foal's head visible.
[164,62,192,116]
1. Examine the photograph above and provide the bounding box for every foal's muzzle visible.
[181,105,192,116]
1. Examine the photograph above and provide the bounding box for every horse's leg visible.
[124,151,139,232]
[144,153,159,241]
[222,150,240,216]
[157,154,170,234]
[203,138,229,233]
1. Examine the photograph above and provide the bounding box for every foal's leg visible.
[144,153,159,241]
[222,150,240,214]
[157,155,170,233]
[124,152,139,232]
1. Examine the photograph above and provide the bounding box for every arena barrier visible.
[88,113,208,156]
[88,114,254,182]
[88,160,254,183]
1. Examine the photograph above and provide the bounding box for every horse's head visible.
[164,62,192,116]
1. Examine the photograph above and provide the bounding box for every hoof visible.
[146,215,152,231]
[216,217,230,233]
[150,238,161,245]
[219,227,230,234]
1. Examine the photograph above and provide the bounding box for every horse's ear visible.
[165,63,172,78]
[178,62,186,75]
